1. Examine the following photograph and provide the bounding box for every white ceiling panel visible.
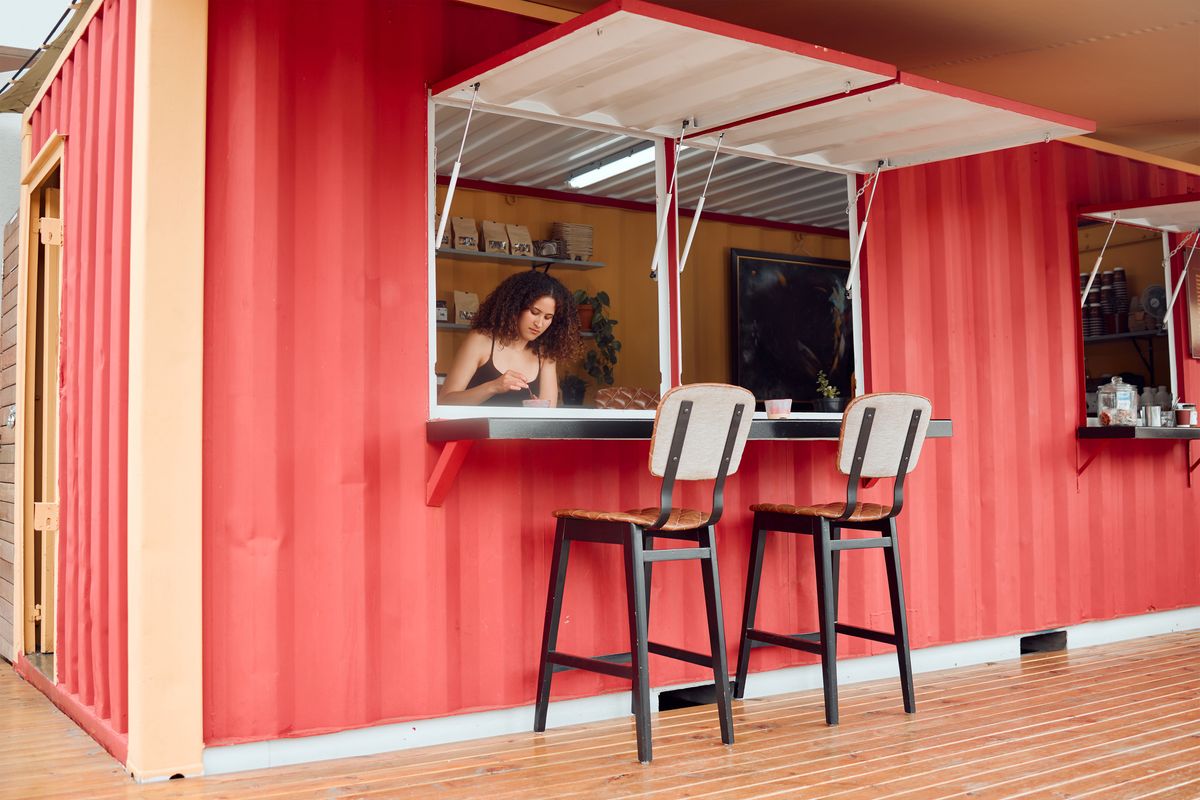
[432,0,894,139]
[434,106,852,230]
[1082,195,1200,233]
[687,73,1095,173]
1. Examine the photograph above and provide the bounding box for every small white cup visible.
[764,398,792,419]
[1146,406,1162,427]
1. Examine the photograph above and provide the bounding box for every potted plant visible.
[573,289,620,388]
[573,288,603,331]
[560,374,587,406]
[814,370,845,412]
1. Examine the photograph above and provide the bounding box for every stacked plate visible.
[551,222,594,261]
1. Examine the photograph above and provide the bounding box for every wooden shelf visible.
[436,321,593,337]
[436,248,605,271]
[1077,425,1200,440]
[1082,329,1166,344]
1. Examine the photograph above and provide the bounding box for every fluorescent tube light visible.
[566,144,655,189]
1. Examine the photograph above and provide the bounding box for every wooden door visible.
[23,183,60,654]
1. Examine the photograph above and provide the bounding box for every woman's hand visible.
[491,370,529,395]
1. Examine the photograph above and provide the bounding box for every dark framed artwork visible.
[730,248,854,407]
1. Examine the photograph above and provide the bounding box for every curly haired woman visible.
[439,270,582,407]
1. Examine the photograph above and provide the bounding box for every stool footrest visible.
[648,641,713,668]
[835,623,898,645]
[548,651,634,679]
[746,629,822,654]
[829,537,892,551]
[643,547,710,562]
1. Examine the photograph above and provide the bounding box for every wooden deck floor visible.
[2,631,1198,799]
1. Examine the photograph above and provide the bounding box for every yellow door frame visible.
[16,132,65,666]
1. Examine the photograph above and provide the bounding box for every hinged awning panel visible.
[1081,194,1200,233]
[432,0,894,138]
[688,73,1095,174]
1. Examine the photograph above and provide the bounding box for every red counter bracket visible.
[426,440,474,507]
[1189,441,1199,487]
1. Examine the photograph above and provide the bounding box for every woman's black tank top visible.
[465,337,541,406]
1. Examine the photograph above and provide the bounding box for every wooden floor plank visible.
[1,631,1197,800]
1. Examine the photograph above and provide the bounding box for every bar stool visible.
[534,383,755,763]
[733,392,932,725]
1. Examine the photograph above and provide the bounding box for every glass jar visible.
[1097,376,1138,426]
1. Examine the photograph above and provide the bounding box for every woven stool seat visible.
[749,501,892,522]
[553,506,708,530]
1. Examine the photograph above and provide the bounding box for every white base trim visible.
[203,606,1200,775]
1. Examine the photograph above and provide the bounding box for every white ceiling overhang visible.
[432,1,1094,174]
[1081,194,1200,233]
[431,0,895,139]
[687,73,1095,174]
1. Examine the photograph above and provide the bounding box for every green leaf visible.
[596,291,610,306]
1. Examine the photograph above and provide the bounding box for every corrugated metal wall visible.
[203,0,1200,745]
[26,0,134,739]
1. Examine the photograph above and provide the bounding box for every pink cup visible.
[522,398,551,409]
[764,398,792,419]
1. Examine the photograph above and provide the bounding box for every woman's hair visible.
[472,270,582,362]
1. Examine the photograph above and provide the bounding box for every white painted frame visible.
[427,95,674,420]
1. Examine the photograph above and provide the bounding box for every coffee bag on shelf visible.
[482,220,509,254]
[452,217,478,251]
[506,224,534,257]
[454,290,479,325]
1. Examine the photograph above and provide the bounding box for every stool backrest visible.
[646,383,754,529]
[837,393,932,479]
[650,384,755,480]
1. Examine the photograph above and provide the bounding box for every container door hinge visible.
[39,217,63,246]
[29,604,42,622]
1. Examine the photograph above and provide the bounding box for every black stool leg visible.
[813,519,839,725]
[534,520,571,732]
[884,518,916,714]
[830,524,842,622]
[624,524,652,763]
[699,525,734,745]
[734,518,767,699]
[633,532,654,715]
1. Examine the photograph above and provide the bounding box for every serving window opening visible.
[430,105,665,417]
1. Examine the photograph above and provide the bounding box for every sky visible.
[2,1,74,81]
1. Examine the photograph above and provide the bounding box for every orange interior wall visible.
[436,186,848,395]
[203,1,1200,747]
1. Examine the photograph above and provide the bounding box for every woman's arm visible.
[537,359,558,407]
[438,331,529,406]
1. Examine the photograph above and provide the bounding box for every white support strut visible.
[678,133,724,273]
[435,83,480,249]
[845,164,881,297]
[650,121,689,279]
[1080,217,1119,310]
[1167,229,1199,313]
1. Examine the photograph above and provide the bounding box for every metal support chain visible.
[845,162,883,298]
[1166,229,1199,314]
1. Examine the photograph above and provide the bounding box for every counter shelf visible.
[1074,425,1200,484]
[425,416,953,506]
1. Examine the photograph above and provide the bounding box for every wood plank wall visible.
[1,215,18,663]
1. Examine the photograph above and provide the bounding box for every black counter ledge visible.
[425,417,953,506]
[1076,426,1200,440]
[427,417,954,443]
